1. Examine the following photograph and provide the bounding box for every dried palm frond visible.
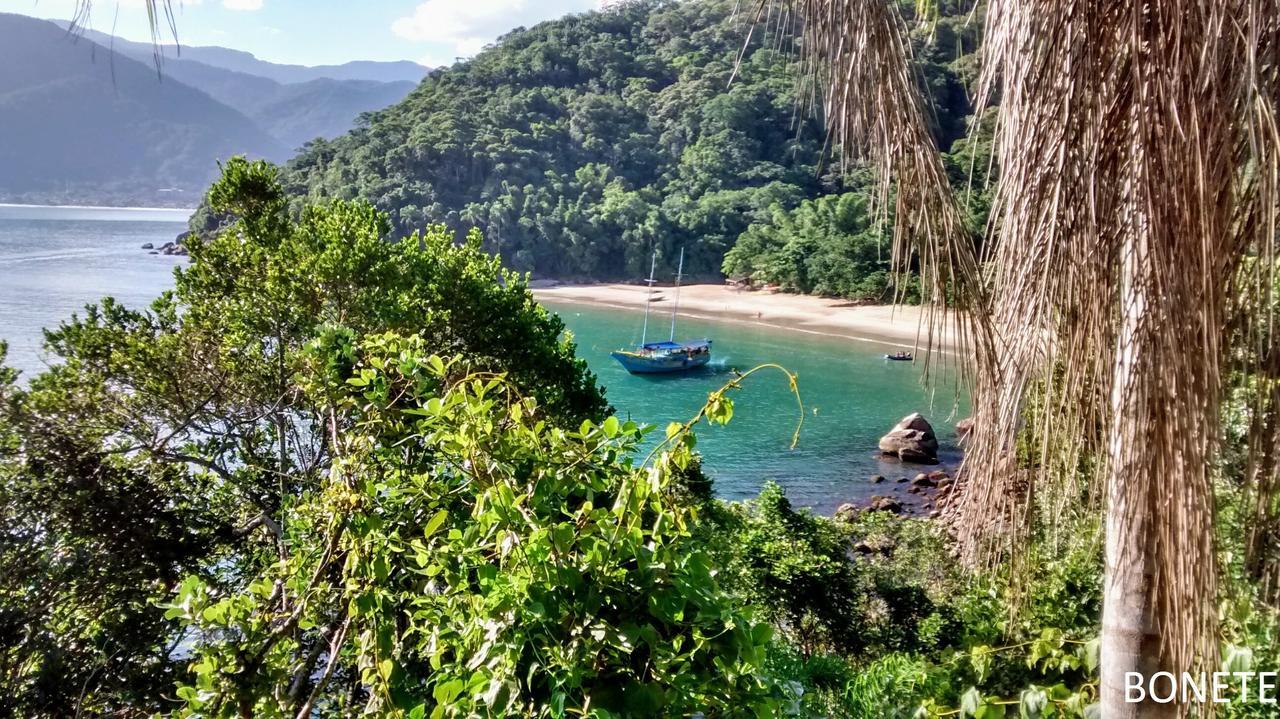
[743,0,996,379]
[757,0,1280,703]
[952,0,1280,697]
[72,0,178,41]
[70,0,180,71]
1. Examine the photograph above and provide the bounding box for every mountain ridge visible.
[56,22,424,152]
[0,13,286,206]
[55,23,430,84]
[1,13,426,206]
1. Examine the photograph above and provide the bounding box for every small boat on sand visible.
[610,248,712,374]
[884,351,914,362]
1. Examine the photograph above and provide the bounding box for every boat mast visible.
[640,250,656,346]
[669,247,684,341]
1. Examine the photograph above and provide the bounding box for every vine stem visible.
[640,362,805,469]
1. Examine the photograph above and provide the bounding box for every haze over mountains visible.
[0,13,427,207]
[65,26,428,85]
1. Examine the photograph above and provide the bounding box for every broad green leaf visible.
[424,509,448,538]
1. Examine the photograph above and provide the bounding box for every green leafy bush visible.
[166,335,786,717]
[721,192,909,302]
[0,159,607,714]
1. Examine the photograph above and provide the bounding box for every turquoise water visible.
[0,205,967,513]
[543,301,968,511]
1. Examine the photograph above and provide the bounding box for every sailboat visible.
[610,248,712,374]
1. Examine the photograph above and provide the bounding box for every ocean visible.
[0,204,190,375]
[544,300,967,511]
[0,204,966,512]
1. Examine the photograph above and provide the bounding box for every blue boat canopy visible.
[611,248,712,374]
[642,340,710,351]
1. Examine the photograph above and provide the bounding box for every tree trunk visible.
[1099,235,1175,718]
[1102,486,1168,717]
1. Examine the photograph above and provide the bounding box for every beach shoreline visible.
[531,282,963,352]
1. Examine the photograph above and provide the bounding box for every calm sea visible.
[0,205,967,512]
[0,204,189,375]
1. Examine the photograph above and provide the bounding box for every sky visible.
[0,0,601,66]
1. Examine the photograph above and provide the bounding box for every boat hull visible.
[611,349,712,374]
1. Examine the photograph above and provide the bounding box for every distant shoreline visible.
[532,282,965,353]
[0,202,195,213]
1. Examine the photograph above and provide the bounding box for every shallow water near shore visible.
[543,300,969,512]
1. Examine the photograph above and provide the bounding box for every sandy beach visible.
[532,282,964,351]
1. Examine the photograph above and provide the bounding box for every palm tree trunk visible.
[1099,234,1177,718]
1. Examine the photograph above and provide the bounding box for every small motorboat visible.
[884,351,914,362]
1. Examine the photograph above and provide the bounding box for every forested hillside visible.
[273,0,981,286]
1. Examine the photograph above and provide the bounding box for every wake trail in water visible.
[0,249,110,265]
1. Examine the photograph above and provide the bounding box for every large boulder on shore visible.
[867,495,904,514]
[878,412,939,464]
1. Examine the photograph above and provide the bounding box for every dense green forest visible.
[254,0,981,291]
[6,0,1279,716]
[9,161,1278,718]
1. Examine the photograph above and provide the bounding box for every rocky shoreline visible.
[833,412,970,522]
[141,232,189,256]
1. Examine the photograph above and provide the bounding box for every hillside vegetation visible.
[273,0,981,291]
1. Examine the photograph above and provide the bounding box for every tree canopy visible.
[0,159,607,715]
[232,0,980,291]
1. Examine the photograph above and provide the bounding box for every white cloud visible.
[222,0,263,11]
[392,0,595,64]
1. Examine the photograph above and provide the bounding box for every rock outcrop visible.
[877,412,939,464]
[153,241,188,256]
[867,496,904,514]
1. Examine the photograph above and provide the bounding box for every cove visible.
[541,299,969,513]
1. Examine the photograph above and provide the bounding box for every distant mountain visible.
[64,25,429,84]
[249,78,417,152]
[0,15,427,205]
[0,13,287,205]
[60,24,423,152]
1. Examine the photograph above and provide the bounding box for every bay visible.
[0,205,967,513]
[543,300,968,511]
